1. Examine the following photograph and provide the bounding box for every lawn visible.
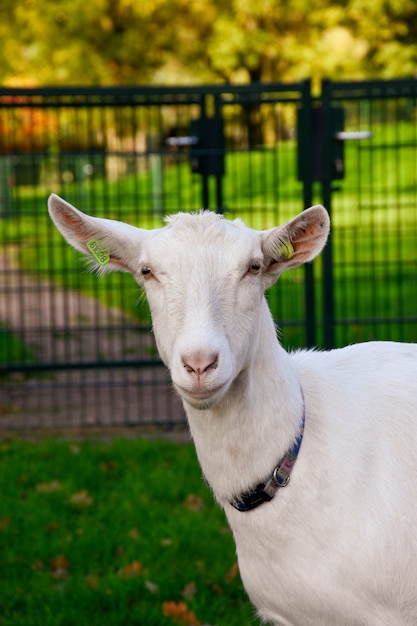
[0,436,257,626]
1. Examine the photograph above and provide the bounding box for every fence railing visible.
[1,78,417,429]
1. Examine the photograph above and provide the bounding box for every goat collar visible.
[230,410,305,512]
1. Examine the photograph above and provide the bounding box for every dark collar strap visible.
[230,411,305,512]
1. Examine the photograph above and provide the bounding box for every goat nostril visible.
[182,354,219,376]
[206,356,218,372]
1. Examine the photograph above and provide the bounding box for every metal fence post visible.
[298,79,317,348]
[214,93,224,214]
[320,79,336,349]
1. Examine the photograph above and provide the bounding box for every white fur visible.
[48,194,417,625]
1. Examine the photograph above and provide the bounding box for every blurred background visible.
[1,0,417,430]
[1,0,417,87]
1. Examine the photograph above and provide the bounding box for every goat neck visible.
[184,297,304,508]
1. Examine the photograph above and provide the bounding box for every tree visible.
[205,0,417,85]
[1,0,416,87]
[2,0,217,85]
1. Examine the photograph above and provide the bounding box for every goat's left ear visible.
[48,193,146,275]
[261,205,330,286]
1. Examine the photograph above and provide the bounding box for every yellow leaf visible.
[160,538,173,546]
[36,481,62,493]
[70,490,94,507]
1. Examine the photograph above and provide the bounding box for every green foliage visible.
[0,325,34,368]
[1,0,417,87]
[0,437,256,626]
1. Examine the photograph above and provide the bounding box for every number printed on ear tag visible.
[87,239,110,265]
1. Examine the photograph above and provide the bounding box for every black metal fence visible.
[1,79,417,429]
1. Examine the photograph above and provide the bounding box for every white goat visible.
[48,194,417,626]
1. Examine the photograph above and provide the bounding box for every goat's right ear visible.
[48,194,145,274]
[261,205,330,286]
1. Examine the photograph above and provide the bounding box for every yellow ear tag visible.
[87,239,110,266]
[279,241,295,260]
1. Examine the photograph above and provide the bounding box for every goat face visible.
[135,213,268,410]
[48,196,329,411]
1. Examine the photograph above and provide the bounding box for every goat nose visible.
[182,353,219,377]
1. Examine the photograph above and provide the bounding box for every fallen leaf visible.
[0,517,10,531]
[36,481,62,493]
[128,527,140,540]
[69,490,94,507]
[194,561,205,571]
[49,555,70,580]
[32,560,44,571]
[160,538,173,546]
[85,575,99,589]
[145,580,159,594]
[207,582,223,596]
[182,582,197,600]
[162,601,201,626]
[118,561,143,578]
[100,461,118,472]
[225,561,239,583]
[182,494,205,512]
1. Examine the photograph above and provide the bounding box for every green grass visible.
[0,326,35,370]
[0,437,257,626]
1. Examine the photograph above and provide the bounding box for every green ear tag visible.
[87,239,110,266]
[278,241,295,260]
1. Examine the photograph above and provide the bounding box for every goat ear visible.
[48,194,144,274]
[261,205,330,285]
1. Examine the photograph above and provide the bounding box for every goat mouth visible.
[187,390,217,401]
[176,383,227,407]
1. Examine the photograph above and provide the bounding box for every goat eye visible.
[248,262,262,275]
[141,267,153,279]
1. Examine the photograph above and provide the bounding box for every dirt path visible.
[0,249,184,430]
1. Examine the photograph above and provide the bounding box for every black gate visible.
[1,79,417,429]
[319,79,417,348]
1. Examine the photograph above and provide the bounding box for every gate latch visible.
[298,106,372,183]
[335,131,373,140]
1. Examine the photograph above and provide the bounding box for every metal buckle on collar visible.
[272,466,291,488]
[230,409,305,513]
